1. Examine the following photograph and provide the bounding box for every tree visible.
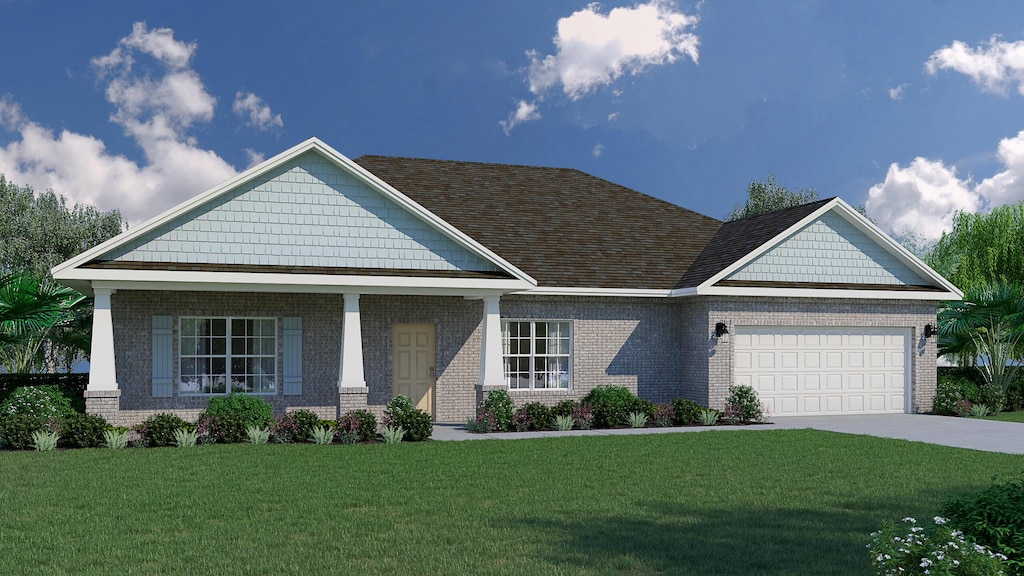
[937,284,1024,393]
[0,175,124,279]
[726,175,819,221]
[926,203,1024,295]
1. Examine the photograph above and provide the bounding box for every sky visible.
[1,1,1024,244]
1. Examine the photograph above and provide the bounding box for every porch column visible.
[478,295,505,389]
[85,287,120,423]
[338,293,366,389]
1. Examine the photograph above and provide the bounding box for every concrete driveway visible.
[433,414,1024,454]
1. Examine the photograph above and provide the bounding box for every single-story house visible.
[52,137,962,426]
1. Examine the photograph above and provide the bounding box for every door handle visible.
[429,366,435,378]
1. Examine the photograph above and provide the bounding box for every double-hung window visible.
[502,320,571,390]
[179,318,277,395]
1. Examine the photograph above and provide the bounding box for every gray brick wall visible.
[686,296,938,412]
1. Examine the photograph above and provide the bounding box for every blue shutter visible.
[152,315,173,397]
[283,317,302,396]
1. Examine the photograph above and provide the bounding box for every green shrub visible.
[513,402,553,431]
[1006,379,1024,412]
[554,414,575,431]
[977,385,1006,414]
[627,397,655,418]
[0,385,76,421]
[582,385,636,428]
[933,375,980,415]
[200,393,274,443]
[551,400,578,418]
[337,410,377,443]
[0,413,46,449]
[310,426,335,445]
[380,425,405,444]
[868,516,1007,576]
[102,429,128,449]
[271,410,322,443]
[384,396,432,441]
[173,428,199,448]
[31,430,59,451]
[627,411,649,428]
[671,398,702,425]
[138,413,192,447]
[59,413,109,448]
[942,475,1024,572]
[697,408,720,426]
[722,385,767,424]
[246,425,270,444]
[481,389,515,431]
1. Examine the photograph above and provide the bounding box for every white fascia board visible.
[512,286,672,298]
[671,284,960,301]
[51,137,538,288]
[64,268,532,297]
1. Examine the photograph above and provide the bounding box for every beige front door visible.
[392,323,436,417]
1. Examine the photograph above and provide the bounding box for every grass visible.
[985,410,1024,423]
[0,430,1021,575]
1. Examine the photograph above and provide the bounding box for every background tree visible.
[926,203,1024,296]
[726,175,820,221]
[0,176,124,372]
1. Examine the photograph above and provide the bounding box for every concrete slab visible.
[431,414,1024,454]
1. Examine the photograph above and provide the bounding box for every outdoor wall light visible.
[924,323,937,338]
[715,322,729,338]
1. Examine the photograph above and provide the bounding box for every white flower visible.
[920,557,933,567]
[933,516,947,524]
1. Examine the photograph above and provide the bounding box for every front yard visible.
[0,429,1019,575]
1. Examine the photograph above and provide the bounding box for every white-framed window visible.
[179,317,277,395]
[502,320,572,390]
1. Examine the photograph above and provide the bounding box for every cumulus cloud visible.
[0,22,239,225]
[888,84,907,100]
[926,36,1024,96]
[233,92,283,130]
[502,0,699,132]
[866,131,1024,242]
[499,99,541,134]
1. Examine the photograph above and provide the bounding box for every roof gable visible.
[99,150,501,273]
[723,210,932,286]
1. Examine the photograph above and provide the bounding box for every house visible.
[51,138,962,426]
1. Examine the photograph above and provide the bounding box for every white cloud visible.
[499,99,541,134]
[975,131,1024,206]
[888,84,907,100]
[233,92,283,131]
[607,111,620,121]
[244,148,266,168]
[926,36,1024,96]
[592,143,605,157]
[0,22,237,225]
[503,0,699,132]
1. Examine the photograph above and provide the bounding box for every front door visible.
[392,323,436,417]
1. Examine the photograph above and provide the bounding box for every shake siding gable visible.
[99,151,500,273]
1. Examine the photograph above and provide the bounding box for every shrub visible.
[868,516,1007,576]
[651,403,675,427]
[102,429,129,449]
[514,402,553,431]
[0,413,46,450]
[467,409,499,433]
[173,428,199,448]
[0,385,76,421]
[697,408,720,426]
[722,385,767,424]
[551,400,578,418]
[571,403,594,430]
[380,425,405,444]
[59,413,109,448]
[310,426,335,445]
[200,394,274,443]
[1006,379,1024,412]
[383,396,432,441]
[627,411,649,428]
[934,375,980,415]
[270,409,322,444]
[337,410,377,444]
[671,398,702,425]
[954,399,974,418]
[968,403,991,418]
[246,426,270,444]
[31,430,59,451]
[554,414,575,431]
[138,413,192,447]
[977,385,1006,414]
[942,475,1024,571]
[627,397,655,419]
[581,385,636,428]
[481,390,515,431]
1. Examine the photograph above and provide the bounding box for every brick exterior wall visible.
[687,296,938,412]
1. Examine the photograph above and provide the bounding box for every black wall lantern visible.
[924,324,937,338]
[715,322,729,338]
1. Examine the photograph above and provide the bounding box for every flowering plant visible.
[652,403,675,427]
[467,409,499,433]
[868,516,1007,575]
[571,403,593,430]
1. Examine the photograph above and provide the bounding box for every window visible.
[179,318,277,395]
[502,320,571,390]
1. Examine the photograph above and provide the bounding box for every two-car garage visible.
[733,326,910,416]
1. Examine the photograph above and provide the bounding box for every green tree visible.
[726,175,819,221]
[927,203,1024,295]
[0,175,124,279]
[937,284,1024,392]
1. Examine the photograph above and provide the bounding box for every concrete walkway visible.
[432,414,1024,454]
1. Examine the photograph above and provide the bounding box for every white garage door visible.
[734,326,909,416]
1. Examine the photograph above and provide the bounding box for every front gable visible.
[723,211,932,287]
[99,151,501,274]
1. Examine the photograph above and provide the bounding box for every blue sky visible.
[1,1,1023,243]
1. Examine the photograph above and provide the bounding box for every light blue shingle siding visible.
[726,211,929,285]
[103,152,500,272]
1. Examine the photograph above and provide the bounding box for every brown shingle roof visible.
[674,198,833,289]
[355,155,723,290]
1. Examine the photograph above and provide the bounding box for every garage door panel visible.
[735,326,908,416]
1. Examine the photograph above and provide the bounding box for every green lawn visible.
[985,410,1024,423]
[0,430,1019,576]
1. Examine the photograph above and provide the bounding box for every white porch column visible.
[88,288,117,391]
[479,295,505,388]
[338,293,366,389]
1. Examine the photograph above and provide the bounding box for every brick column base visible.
[84,390,121,425]
[338,387,369,417]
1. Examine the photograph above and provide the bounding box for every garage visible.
[733,326,909,416]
